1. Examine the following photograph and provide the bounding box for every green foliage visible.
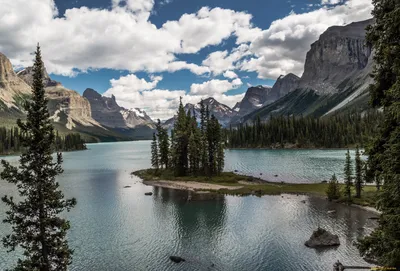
[326,174,341,200]
[1,45,76,270]
[343,149,353,203]
[226,111,383,149]
[151,98,224,178]
[0,126,86,155]
[151,133,159,170]
[156,120,169,169]
[357,1,400,267]
[354,146,363,198]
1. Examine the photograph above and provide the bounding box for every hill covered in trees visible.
[226,110,383,149]
[0,126,86,155]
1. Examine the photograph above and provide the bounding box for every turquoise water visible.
[0,142,376,270]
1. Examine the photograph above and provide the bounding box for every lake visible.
[0,141,376,270]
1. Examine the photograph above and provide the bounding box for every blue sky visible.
[1,0,373,119]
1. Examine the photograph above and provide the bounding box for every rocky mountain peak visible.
[299,19,373,94]
[0,52,32,109]
[17,65,60,87]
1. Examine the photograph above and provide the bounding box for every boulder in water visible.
[305,227,340,248]
[169,256,185,263]
[145,192,153,196]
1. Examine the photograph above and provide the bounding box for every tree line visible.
[151,98,224,177]
[226,110,383,149]
[0,126,87,155]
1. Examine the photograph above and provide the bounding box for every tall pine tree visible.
[343,149,353,203]
[354,146,363,198]
[1,45,76,271]
[357,1,400,266]
[151,132,159,171]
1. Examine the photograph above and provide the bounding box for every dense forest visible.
[0,126,87,155]
[226,110,383,149]
[152,98,224,177]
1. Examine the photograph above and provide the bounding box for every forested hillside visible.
[0,126,86,155]
[226,110,383,149]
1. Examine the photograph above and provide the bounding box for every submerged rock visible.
[145,192,153,196]
[124,185,131,188]
[169,256,185,263]
[305,227,340,248]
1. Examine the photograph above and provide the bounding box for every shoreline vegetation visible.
[132,169,380,213]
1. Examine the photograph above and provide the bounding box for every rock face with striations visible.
[16,65,97,130]
[269,73,300,101]
[233,85,272,116]
[299,19,373,94]
[83,88,155,129]
[0,52,32,110]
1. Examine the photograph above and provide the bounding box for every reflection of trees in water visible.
[152,187,227,267]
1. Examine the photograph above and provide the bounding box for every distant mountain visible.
[83,88,155,132]
[233,86,271,116]
[0,52,155,141]
[236,19,374,124]
[163,97,236,129]
[0,52,32,120]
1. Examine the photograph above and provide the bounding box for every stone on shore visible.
[145,192,153,196]
[305,227,340,248]
[169,256,185,263]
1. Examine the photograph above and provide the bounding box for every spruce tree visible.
[173,97,189,176]
[156,119,169,169]
[354,146,363,198]
[1,45,76,271]
[343,149,353,203]
[326,173,341,200]
[357,1,400,266]
[151,132,159,171]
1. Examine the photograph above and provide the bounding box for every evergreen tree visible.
[354,146,363,198]
[1,45,76,271]
[343,149,353,203]
[357,1,400,266]
[326,173,341,200]
[156,119,169,169]
[173,97,189,176]
[151,132,159,171]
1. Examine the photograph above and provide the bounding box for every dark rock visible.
[321,180,328,183]
[124,185,131,188]
[301,200,306,203]
[260,173,263,175]
[368,216,379,220]
[145,192,153,196]
[274,174,279,177]
[169,256,185,263]
[234,170,238,173]
[305,227,340,248]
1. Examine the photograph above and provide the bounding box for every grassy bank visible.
[133,169,379,208]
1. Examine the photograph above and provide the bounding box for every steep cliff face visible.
[234,86,272,116]
[18,65,60,88]
[0,53,32,110]
[46,85,98,129]
[269,73,300,101]
[299,19,373,94]
[83,88,155,129]
[236,19,374,124]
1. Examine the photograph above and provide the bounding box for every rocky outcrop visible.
[18,65,60,87]
[0,52,32,110]
[236,19,375,124]
[234,85,271,116]
[305,228,340,248]
[46,85,98,129]
[83,88,155,129]
[269,73,300,101]
[299,19,373,94]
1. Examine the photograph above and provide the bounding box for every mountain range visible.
[0,18,374,140]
